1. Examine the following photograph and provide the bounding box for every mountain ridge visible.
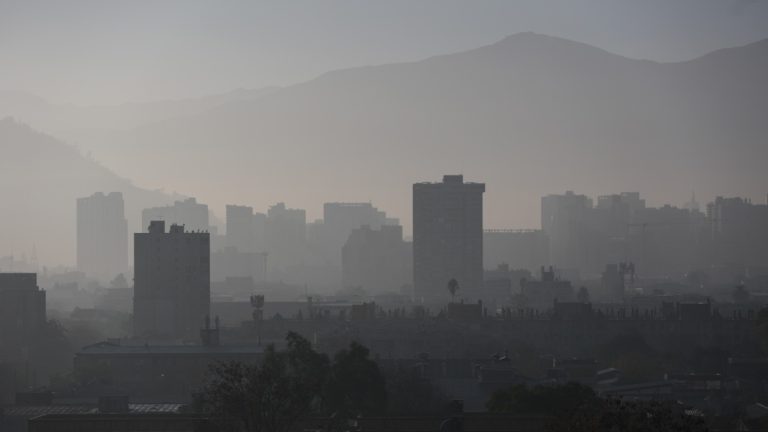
[2,33,766,252]
[0,118,180,265]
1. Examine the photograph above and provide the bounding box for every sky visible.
[1,0,768,105]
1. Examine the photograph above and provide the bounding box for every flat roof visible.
[2,404,183,417]
[78,341,263,356]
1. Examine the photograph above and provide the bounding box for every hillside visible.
[4,33,768,231]
[0,118,178,265]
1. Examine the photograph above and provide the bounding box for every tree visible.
[596,332,663,382]
[447,278,459,302]
[326,342,387,418]
[198,334,392,431]
[547,398,708,432]
[385,366,450,415]
[487,382,597,416]
[284,332,330,413]
[197,333,330,432]
[488,383,707,432]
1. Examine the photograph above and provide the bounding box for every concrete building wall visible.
[133,221,210,340]
[413,175,485,302]
[342,224,411,295]
[77,192,128,283]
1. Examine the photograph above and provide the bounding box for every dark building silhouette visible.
[413,175,485,301]
[133,221,210,340]
[76,192,128,283]
[342,224,412,295]
[0,273,46,345]
[0,273,46,400]
[601,263,634,302]
[483,263,530,304]
[520,266,575,310]
[141,198,209,233]
[74,333,262,400]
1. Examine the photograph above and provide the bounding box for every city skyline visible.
[3,29,768,267]
[2,3,768,427]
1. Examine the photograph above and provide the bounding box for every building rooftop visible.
[78,341,264,356]
[1,403,183,417]
[0,272,38,289]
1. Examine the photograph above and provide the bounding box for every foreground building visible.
[76,192,128,283]
[0,273,46,401]
[74,330,261,400]
[133,221,210,340]
[413,175,485,301]
[0,273,46,343]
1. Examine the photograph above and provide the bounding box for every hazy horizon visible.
[2,0,768,105]
[2,0,768,267]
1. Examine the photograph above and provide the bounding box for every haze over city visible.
[2,0,768,265]
[2,2,768,431]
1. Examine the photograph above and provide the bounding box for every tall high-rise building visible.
[413,175,485,301]
[0,273,46,345]
[317,202,398,265]
[226,204,258,253]
[133,221,210,340]
[265,203,306,271]
[77,192,128,283]
[540,191,593,271]
[342,224,412,295]
[142,198,209,233]
[0,273,46,394]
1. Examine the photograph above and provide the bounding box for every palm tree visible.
[447,278,459,303]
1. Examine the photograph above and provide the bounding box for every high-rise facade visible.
[226,204,260,253]
[540,191,593,271]
[77,192,128,283]
[133,221,210,340]
[342,224,412,295]
[317,202,398,265]
[265,203,306,271]
[413,175,485,301]
[0,273,46,345]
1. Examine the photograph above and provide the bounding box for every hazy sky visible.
[2,0,768,105]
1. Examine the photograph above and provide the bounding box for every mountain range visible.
[1,32,767,265]
[0,118,179,266]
